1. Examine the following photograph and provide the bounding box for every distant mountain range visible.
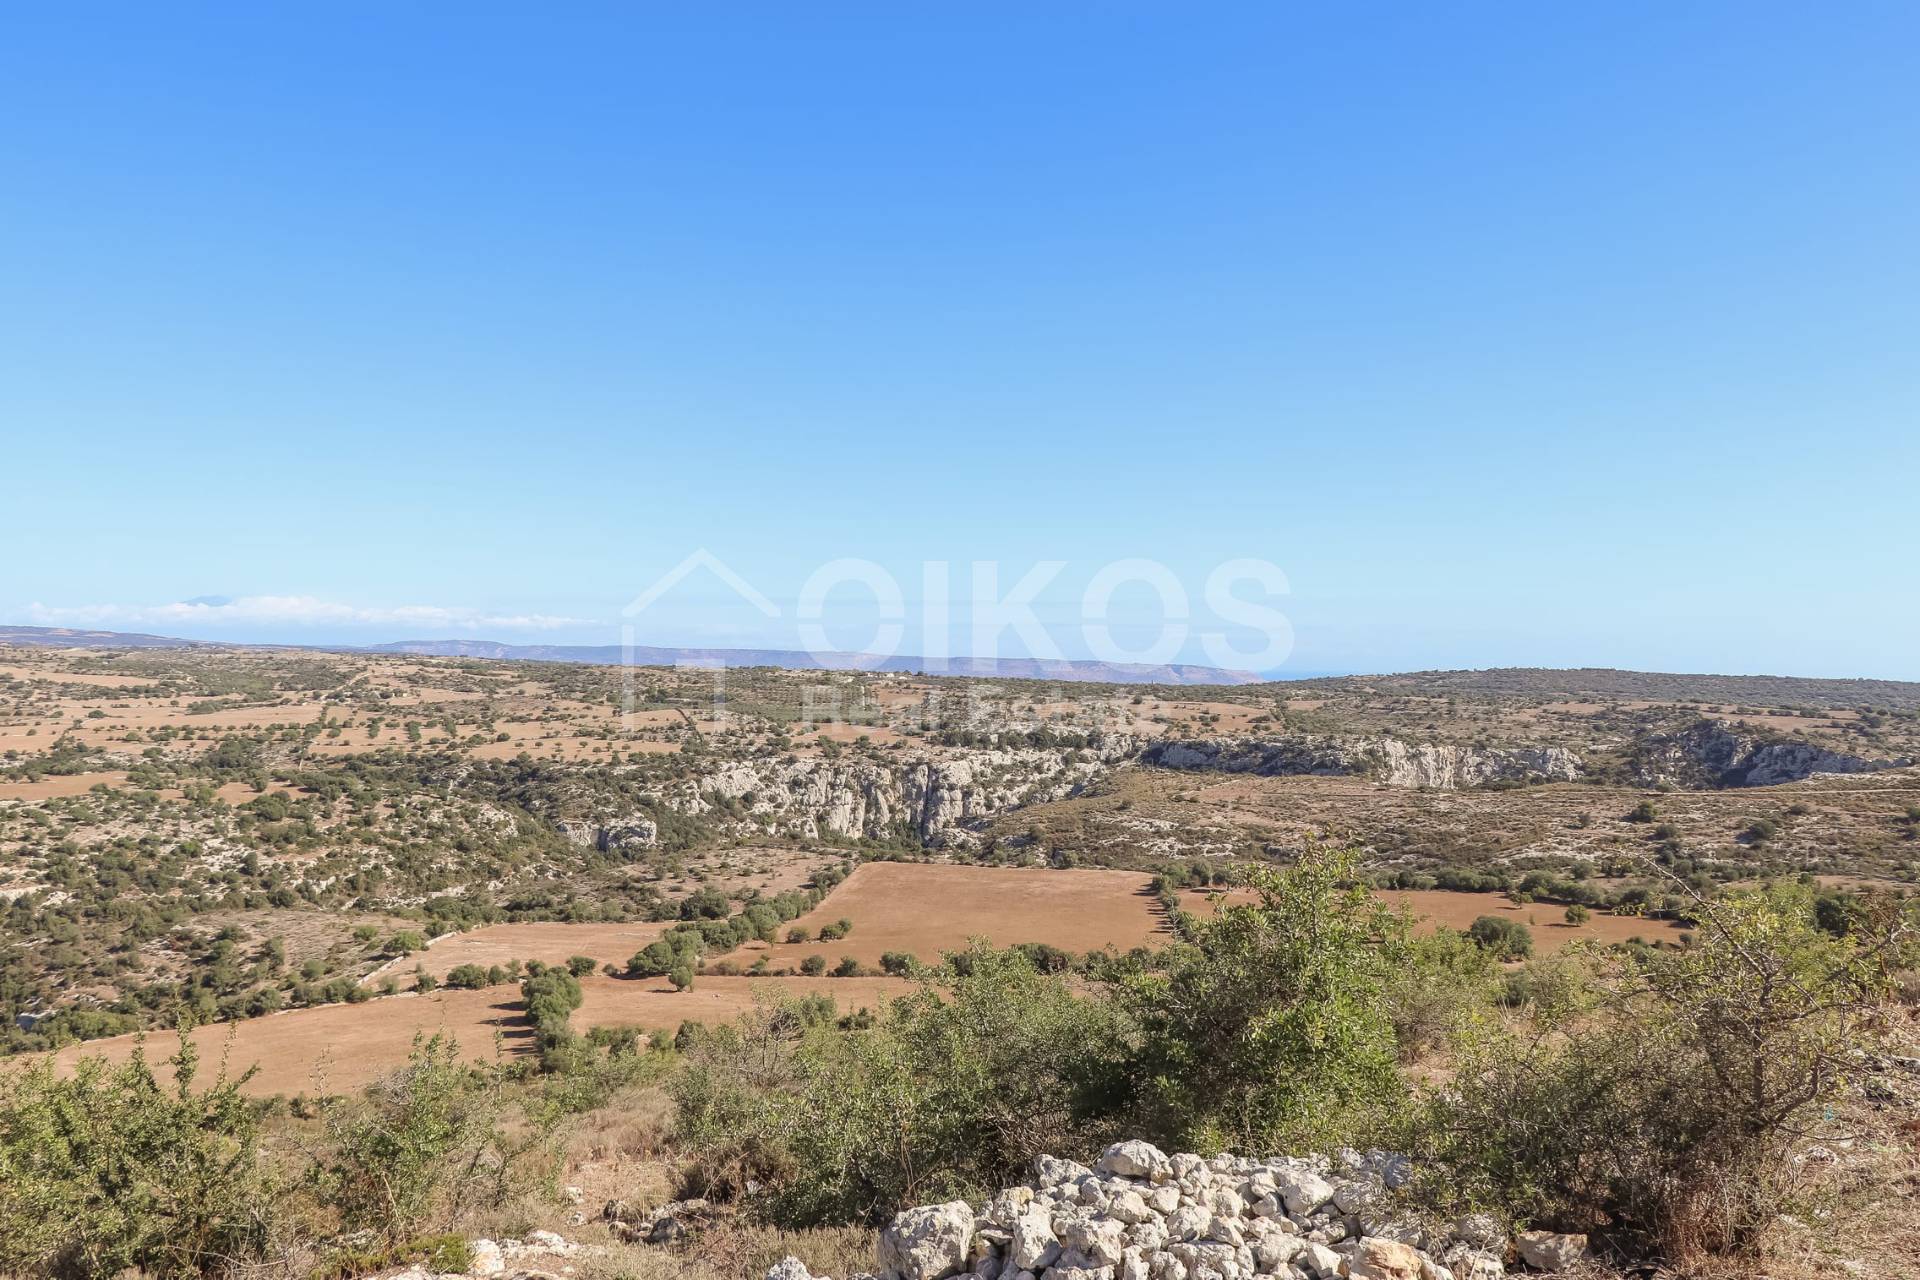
[0,626,1263,686]
[0,625,215,649]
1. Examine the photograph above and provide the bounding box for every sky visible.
[2,3,1917,678]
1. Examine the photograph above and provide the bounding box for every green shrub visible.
[314,1033,513,1243]
[1383,927,1499,1061]
[1106,844,1410,1153]
[673,946,1127,1225]
[1413,884,1915,1261]
[0,1035,271,1278]
[445,963,490,989]
[1467,915,1534,960]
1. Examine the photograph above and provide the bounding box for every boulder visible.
[880,1202,976,1280]
[1344,1237,1424,1280]
[1275,1170,1336,1216]
[468,1239,505,1278]
[1098,1140,1170,1180]
[1056,1212,1129,1265]
[768,1258,826,1280]
[1515,1231,1587,1271]
[1008,1208,1060,1271]
[1298,1242,1344,1278]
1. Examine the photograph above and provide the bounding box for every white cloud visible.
[23,595,589,632]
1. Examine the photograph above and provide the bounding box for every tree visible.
[445,964,489,989]
[1108,844,1410,1152]
[1468,915,1534,960]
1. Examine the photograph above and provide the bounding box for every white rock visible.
[1275,1171,1336,1216]
[1169,1204,1212,1241]
[879,1201,976,1280]
[1515,1230,1587,1271]
[1009,1210,1060,1272]
[1057,1213,1129,1266]
[1099,1141,1171,1180]
[1298,1242,1343,1279]
[767,1258,823,1280]
[1343,1237,1424,1280]
[1036,1156,1095,1187]
[1447,1215,1505,1252]
[469,1240,505,1278]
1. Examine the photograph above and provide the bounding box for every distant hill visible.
[1278,666,1920,712]
[0,625,1259,686]
[367,639,1263,686]
[0,625,204,649]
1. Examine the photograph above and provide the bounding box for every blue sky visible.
[3,3,1917,678]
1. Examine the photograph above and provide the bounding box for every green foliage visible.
[1414,883,1916,1260]
[1107,844,1410,1153]
[522,970,585,1062]
[313,1232,472,1280]
[673,947,1128,1225]
[0,1035,271,1279]
[445,963,491,989]
[1383,928,1501,1062]
[629,930,703,978]
[1467,914,1534,960]
[314,1033,514,1243]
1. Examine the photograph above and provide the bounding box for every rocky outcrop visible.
[1141,737,1580,790]
[1634,719,1906,788]
[771,1140,1584,1280]
[678,738,1136,847]
[554,816,658,852]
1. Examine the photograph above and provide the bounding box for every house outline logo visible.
[621,548,780,620]
[618,549,779,726]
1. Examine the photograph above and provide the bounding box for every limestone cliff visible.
[1632,718,1907,788]
[1140,735,1581,789]
[669,736,1139,846]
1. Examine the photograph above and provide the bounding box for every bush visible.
[522,970,584,1061]
[1413,883,1915,1261]
[444,963,490,989]
[1106,844,1410,1153]
[1383,928,1499,1062]
[315,1033,517,1242]
[672,947,1127,1225]
[1564,903,1592,925]
[1467,915,1534,960]
[0,1036,271,1278]
[799,955,827,977]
